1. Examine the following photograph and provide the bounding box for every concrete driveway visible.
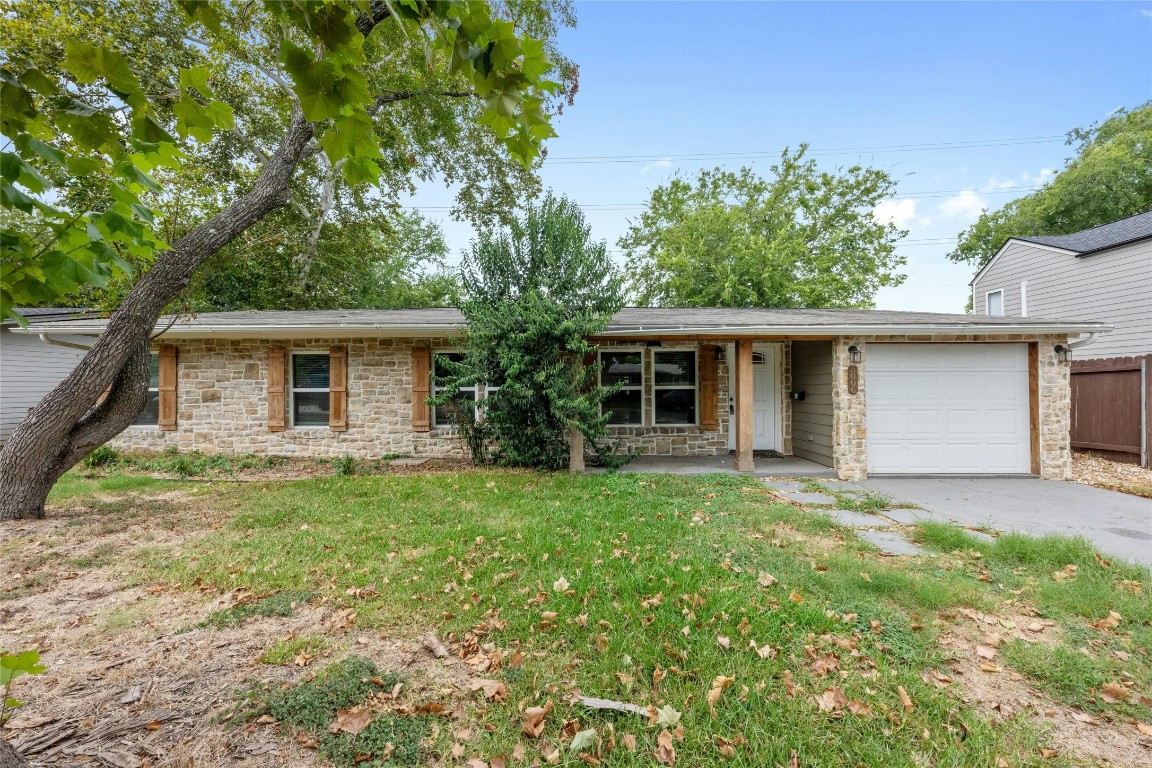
[843,478,1152,565]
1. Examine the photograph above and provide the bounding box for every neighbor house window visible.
[986,290,1004,316]
[653,350,697,425]
[133,353,160,426]
[433,352,477,427]
[600,350,644,425]
[291,353,330,427]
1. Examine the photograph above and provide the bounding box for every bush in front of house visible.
[436,193,631,470]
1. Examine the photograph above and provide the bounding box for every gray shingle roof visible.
[1016,210,1152,254]
[19,306,1111,337]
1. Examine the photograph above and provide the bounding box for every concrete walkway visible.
[849,477,1152,566]
[612,454,837,478]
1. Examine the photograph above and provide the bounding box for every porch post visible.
[734,339,755,472]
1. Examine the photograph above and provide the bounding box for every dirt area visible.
[1071,453,1152,499]
[938,606,1152,766]
[0,489,484,766]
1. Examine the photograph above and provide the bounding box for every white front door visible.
[865,343,1031,474]
[729,344,778,451]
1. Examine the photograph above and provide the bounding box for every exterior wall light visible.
[1054,344,1071,362]
[847,344,862,364]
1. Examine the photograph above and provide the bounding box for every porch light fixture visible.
[1054,344,1071,362]
[847,344,862,364]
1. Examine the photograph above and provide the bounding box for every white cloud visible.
[1021,168,1055,185]
[984,176,1019,191]
[642,158,672,174]
[939,190,987,222]
[872,198,918,228]
[1141,9,1152,18]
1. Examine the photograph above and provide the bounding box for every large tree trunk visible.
[0,108,315,521]
[0,735,28,768]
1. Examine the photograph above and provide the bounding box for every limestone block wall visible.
[109,337,466,459]
[830,334,1072,481]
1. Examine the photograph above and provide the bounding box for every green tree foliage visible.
[437,194,624,469]
[949,103,1152,269]
[0,0,573,321]
[620,148,907,308]
[176,209,456,311]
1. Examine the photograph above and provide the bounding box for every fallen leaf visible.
[330,708,374,735]
[897,686,914,713]
[1135,722,1152,736]
[816,687,848,713]
[1038,747,1058,759]
[522,700,554,738]
[654,729,676,765]
[789,591,803,604]
[758,572,778,587]
[847,700,872,717]
[716,635,731,650]
[570,728,598,753]
[781,670,798,697]
[553,576,570,592]
[707,675,735,717]
[653,704,682,728]
[466,759,488,768]
[423,631,449,659]
[976,645,998,660]
[621,733,637,752]
[470,679,509,702]
[1099,681,1130,704]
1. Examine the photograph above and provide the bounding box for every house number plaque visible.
[847,365,859,395]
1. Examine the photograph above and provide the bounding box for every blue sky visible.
[417,1,1152,312]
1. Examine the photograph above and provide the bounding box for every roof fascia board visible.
[969,238,1078,287]
[10,322,1114,339]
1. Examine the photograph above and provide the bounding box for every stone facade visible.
[109,333,1072,481]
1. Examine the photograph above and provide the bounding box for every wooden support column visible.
[734,340,755,472]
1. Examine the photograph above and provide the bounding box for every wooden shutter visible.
[412,346,431,432]
[268,346,286,432]
[698,344,719,431]
[329,345,348,431]
[158,344,178,431]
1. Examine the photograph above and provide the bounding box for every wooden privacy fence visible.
[1070,355,1150,468]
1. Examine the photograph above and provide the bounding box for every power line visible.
[404,185,1041,214]
[543,135,1066,165]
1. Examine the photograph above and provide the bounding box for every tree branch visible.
[369,89,475,115]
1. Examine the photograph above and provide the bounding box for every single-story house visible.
[16,308,1111,480]
[1,308,97,445]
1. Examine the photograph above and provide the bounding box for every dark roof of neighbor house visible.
[1015,210,1152,255]
[1,307,97,327]
[16,307,1111,339]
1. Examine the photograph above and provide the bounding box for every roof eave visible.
[596,323,1112,337]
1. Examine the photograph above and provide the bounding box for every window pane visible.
[149,354,160,388]
[601,351,642,386]
[654,389,695,425]
[435,352,466,378]
[293,354,330,389]
[603,389,643,425]
[654,351,695,387]
[434,390,475,426]
[987,292,1003,316]
[134,391,159,425]
[293,391,330,426]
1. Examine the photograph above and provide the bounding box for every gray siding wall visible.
[789,340,833,466]
[973,239,1152,359]
[0,329,89,443]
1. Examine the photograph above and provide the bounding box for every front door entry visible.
[728,344,778,451]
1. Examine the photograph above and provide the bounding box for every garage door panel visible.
[866,344,1030,474]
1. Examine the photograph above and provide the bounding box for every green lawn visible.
[34,468,1152,766]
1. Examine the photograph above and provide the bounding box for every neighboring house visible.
[970,211,1152,467]
[0,308,96,445]
[16,308,1109,481]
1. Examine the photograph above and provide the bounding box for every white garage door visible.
[865,344,1031,474]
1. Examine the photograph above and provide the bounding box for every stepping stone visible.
[761,480,808,493]
[879,508,929,525]
[827,509,887,528]
[389,457,428,467]
[776,490,839,506]
[857,530,925,556]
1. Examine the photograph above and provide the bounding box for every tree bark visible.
[0,735,28,768]
[0,107,316,521]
